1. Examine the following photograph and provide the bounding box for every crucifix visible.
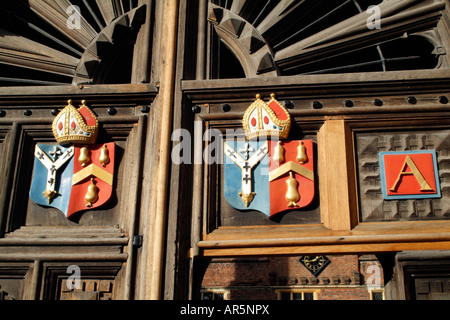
[239,143,255,160]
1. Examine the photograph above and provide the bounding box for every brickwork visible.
[200,254,385,300]
[317,288,371,300]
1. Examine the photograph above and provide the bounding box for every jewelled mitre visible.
[52,100,98,145]
[242,94,291,140]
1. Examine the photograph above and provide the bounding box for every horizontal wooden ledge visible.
[183,69,450,90]
[200,241,450,257]
[0,83,158,105]
[0,237,129,246]
[0,115,142,125]
[198,106,450,121]
[197,232,450,249]
[202,220,450,241]
[182,70,450,102]
[0,83,158,97]
[0,253,128,261]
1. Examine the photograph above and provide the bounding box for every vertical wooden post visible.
[145,0,179,300]
[318,119,358,230]
[186,1,208,300]
[123,116,145,300]
[131,0,153,84]
[23,260,40,300]
[0,123,19,237]
[196,0,207,80]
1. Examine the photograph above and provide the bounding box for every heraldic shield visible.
[29,100,115,219]
[224,94,315,219]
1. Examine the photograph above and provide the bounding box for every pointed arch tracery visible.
[0,1,147,86]
[208,0,448,78]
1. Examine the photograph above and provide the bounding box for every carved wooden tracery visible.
[208,0,448,77]
[0,1,148,86]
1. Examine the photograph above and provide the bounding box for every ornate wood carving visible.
[0,84,155,299]
[41,262,122,300]
[216,135,320,227]
[274,0,446,71]
[0,2,149,86]
[74,5,147,85]
[0,114,139,230]
[208,4,277,77]
[28,0,98,48]
[0,31,79,80]
[60,279,114,300]
[207,0,448,77]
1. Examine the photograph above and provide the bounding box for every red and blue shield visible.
[224,139,315,219]
[30,143,115,219]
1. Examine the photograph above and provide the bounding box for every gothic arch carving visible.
[0,1,147,86]
[208,4,278,77]
[208,0,448,77]
[73,5,146,84]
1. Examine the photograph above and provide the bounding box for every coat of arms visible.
[29,100,115,219]
[224,94,315,219]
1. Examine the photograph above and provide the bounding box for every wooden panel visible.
[199,220,450,256]
[183,73,450,260]
[40,262,122,300]
[60,279,114,300]
[0,125,13,237]
[194,96,322,230]
[415,278,450,300]
[0,83,155,300]
[0,263,31,300]
[356,129,450,222]
[394,250,450,300]
[201,241,450,257]
[1,116,139,230]
[216,134,320,227]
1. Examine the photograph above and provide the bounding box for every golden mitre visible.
[52,100,98,145]
[242,94,291,140]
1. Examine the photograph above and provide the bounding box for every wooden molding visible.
[182,69,450,103]
[318,119,358,230]
[0,83,157,106]
[198,221,450,257]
